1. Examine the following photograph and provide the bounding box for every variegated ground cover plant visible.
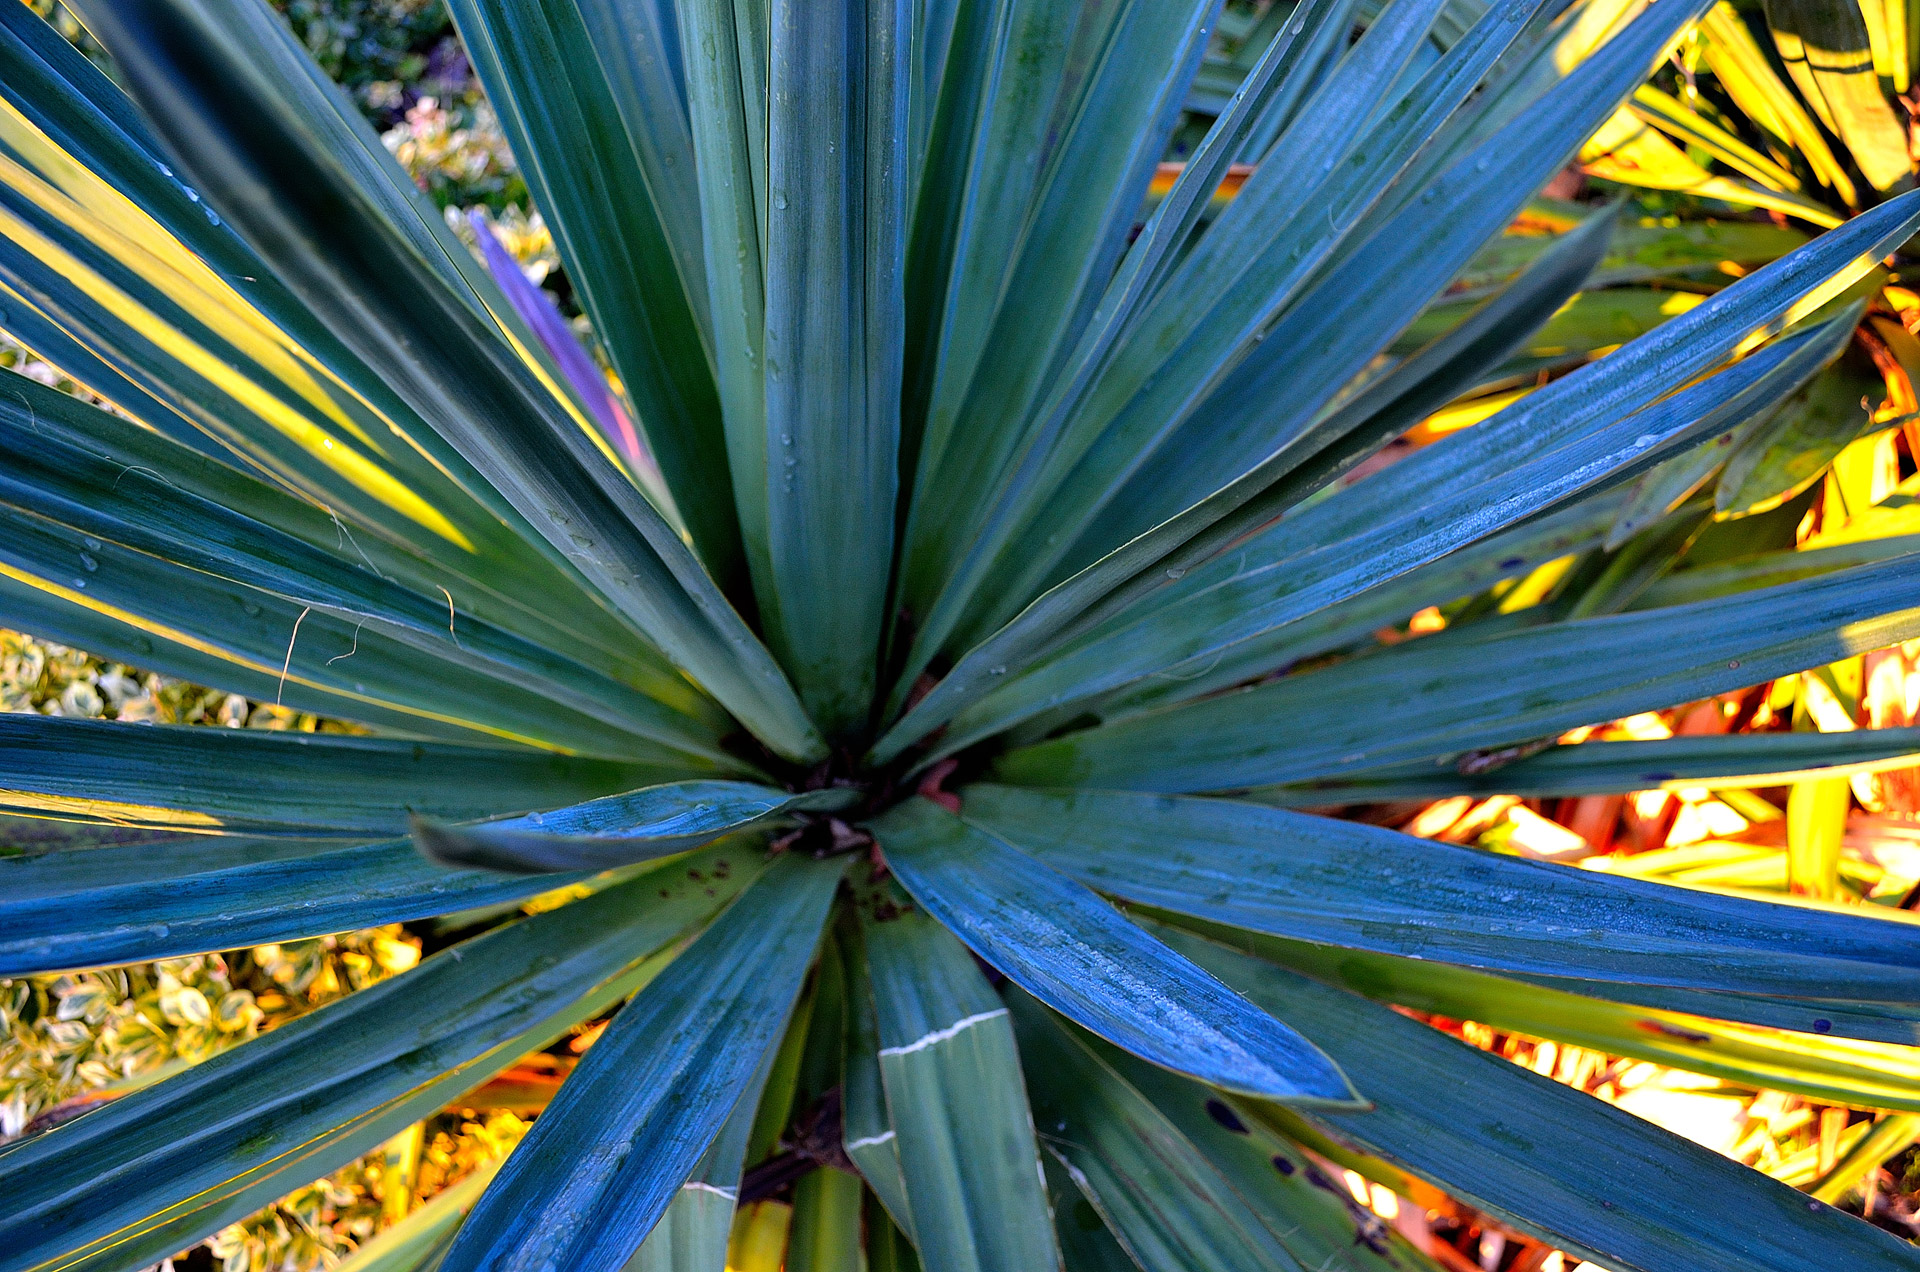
[12,0,1920,1269]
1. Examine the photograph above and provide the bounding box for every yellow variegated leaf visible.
[1630,84,1802,191]
[1698,1,1859,204]
[1766,0,1914,192]
[0,96,473,548]
[1256,936,1920,1115]
[1788,774,1852,900]
[1580,108,1846,227]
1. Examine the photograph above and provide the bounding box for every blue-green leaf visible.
[1110,0,1716,537]
[1240,931,1920,1114]
[755,0,907,735]
[1008,990,1315,1272]
[861,889,1062,1272]
[1094,1042,1444,1272]
[1635,534,1920,610]
[950,315,1845,750]
[871,796,1357,1105]
[629,1018,788,1272]
[0,385,734,760]
[438,852,844,1272]
[0,353,702,715]
[1090,490,1626,727]
[876,172,1920,768]
[1249,726,1920,804]
[997,555,1920,791]
[839,916,914,1236]
[0,851,753,1272]
[445,0,741,582]
[962,785,1920,1002]
[943,0,1596,630]
[0,837,573,975]
[889,0,1221,710]
[1167,925,1920,1272]
[0,0,597,607]
[0,715,698,837]
[76,0,826,763]
[679,0,772,602]
[1041,1152,1141,1272]
[415,782,855,874]
[1302,199,1619,465]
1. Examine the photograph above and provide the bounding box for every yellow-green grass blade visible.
[1788,770,1852,900]
[786,1169,865,1272]
[1630,83,1801,191]
[744,964,818,1170]
[333,1161,499,1272]
[1697,1,1856,203]
[1578,108,1846,228]
[1444,214,1808,303]
[1718,358,1884,515]
[865,1193,923,1272]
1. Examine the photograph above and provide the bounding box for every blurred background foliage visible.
[13,0,1920,1267]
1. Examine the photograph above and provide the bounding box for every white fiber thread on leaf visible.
[846,1130,897,1150]
[327,619,364,666]
[681,1182,737,1200]
[277,605,311,705]
[437,584,460,647]
[878,1008,1008,1057]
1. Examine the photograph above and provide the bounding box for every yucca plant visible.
[12,0,1920,1268]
